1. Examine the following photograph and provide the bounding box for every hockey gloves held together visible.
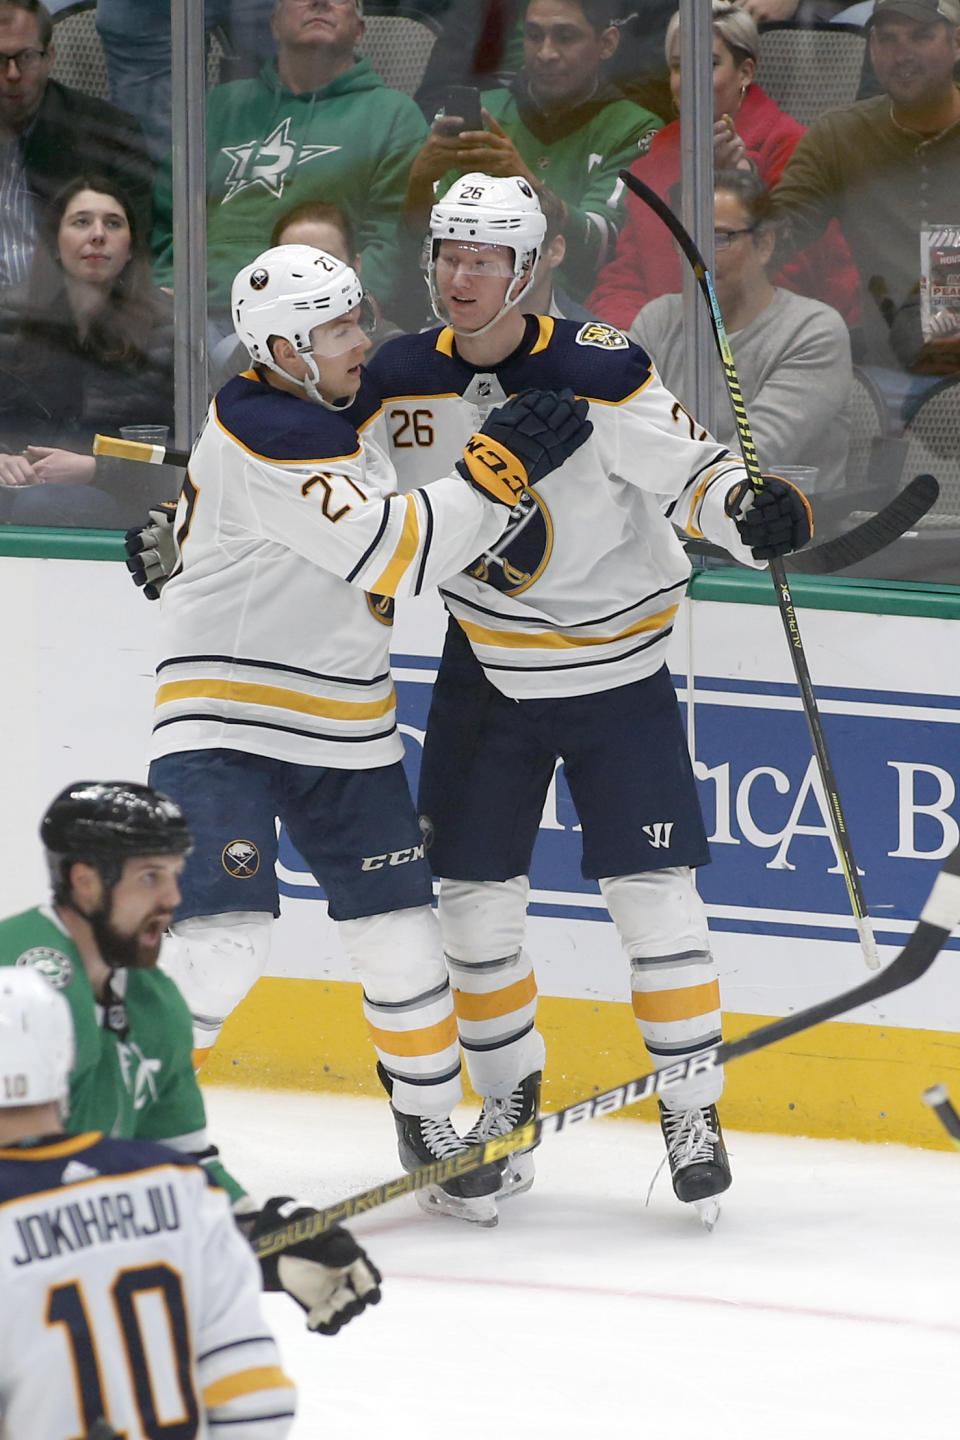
[725,474,814,560]
[250,1197,382,1336]
[124,501,179,600]
[457,387,592,507]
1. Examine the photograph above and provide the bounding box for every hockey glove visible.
[124,502,179,600]
[725,474,813,561]
[456,388,592,507]
[249,1197,382,1336]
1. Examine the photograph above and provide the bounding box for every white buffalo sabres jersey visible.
[0,1132,295,1439]
[359,316,759,700]
[152,371,507,767]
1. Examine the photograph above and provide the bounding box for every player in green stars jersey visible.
[0,779,381,1338]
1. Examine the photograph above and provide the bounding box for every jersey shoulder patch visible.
[574,321,630,351]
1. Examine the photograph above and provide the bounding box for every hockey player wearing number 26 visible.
[356,172,814,1227]
[147,243,592,1226]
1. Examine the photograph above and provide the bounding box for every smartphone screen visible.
[444,85,483,133]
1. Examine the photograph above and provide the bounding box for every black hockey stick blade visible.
[785,473,939,574]
[250,846,960,1258]
[922,1084,960,1147]
[684,474,939,574]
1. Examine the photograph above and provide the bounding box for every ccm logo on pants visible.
[361,845,426,871]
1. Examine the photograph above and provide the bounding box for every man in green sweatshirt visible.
[152,0,427,327]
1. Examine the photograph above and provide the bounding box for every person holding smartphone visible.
[403,0,662,306]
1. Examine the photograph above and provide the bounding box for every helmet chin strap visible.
[262,349,354,412]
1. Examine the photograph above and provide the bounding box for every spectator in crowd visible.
[151,0,428,336]
[0,0,153,288]
[0,174,174,527]
[517,181,599,320]
[631,170,852,500]
[769,0,960,374]
[404,0,662,304]
[95,0,277,163]
[209,196,404,389]
[588,1,859,330]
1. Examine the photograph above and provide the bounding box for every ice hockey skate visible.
[658,1100,732,1230]
[463,1071,542,1202]
[378,1065,503,1226]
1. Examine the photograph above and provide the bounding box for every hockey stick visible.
[683,473,939,574]
[618,171,879,971]
[93,433,191,467]
[922,1084,960,1148]
[94,434,936,579]
[250,845,960,1258]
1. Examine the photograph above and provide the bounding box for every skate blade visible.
[495,1153,535,1201]
[694,1196,721,1231]
[416,1186,499,1227]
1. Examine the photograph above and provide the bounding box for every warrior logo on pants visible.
[222,839,260,877]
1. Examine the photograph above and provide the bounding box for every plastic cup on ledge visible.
[774,465,819,497]
[120,425,170,446]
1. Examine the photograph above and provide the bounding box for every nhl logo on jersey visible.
[249,267,269,291]
[15,947,73,989]
[222,839,261,878]
[575,322,628,350]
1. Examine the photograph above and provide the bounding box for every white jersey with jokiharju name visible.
[0,1131,295,1439]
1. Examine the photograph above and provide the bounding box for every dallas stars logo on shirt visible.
[220,117,341,202]
[117,1040,163,1112]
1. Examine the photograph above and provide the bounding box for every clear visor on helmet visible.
[427,241,517,281]
[302,295,377,358]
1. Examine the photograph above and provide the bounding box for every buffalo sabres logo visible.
[249,267,269,291]
[366,592,395,626]
[222,839,260,878]
[464,489,554,596]
[518,179,534,198]
[576,321,628,350]
[15,947,72,989]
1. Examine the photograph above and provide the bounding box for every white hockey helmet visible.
[427,173,547,334]
[232,244,369,404]
[0,966,74,1109]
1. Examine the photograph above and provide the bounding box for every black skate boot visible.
[463,1071,542,1201]
[378,1063,503,1226]
[658,1100,732,1230]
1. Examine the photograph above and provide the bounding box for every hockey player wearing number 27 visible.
[355,172,815,1228]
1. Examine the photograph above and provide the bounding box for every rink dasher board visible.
[2,557,958,1147]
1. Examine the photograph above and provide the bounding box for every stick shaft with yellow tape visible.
[93,433,190,467]
[618,170,879,972]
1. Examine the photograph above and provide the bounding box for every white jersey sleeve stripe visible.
[370,492,423,594]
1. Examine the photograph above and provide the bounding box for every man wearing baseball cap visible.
[768,0,960,372]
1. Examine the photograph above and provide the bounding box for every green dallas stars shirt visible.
[0,906,244,1203]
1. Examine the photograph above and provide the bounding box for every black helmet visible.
[42,781,193,903]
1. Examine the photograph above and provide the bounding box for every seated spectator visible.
[517,183,599,320]
[95,0,277,163]
[208,196,403,390]
[769,0,960,374]
[0,0,153,288]
[588,1,859,329]
[151,0,428,336]
[404,0,662,304]
[631,170,851,500]
[0,174,174,528]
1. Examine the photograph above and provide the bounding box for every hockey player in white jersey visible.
[0,966,296,1439]
[144,243,592,1224]
[353,174,814,1225]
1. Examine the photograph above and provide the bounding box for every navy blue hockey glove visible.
[725,474,813,560]
[457,388,592,507]
[249,1197,382,1336]
[124,502,179,600]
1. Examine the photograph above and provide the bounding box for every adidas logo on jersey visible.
[642,822,675,848]
[62,1159,100,1184]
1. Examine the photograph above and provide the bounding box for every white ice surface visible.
[204,1086,960,1440]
